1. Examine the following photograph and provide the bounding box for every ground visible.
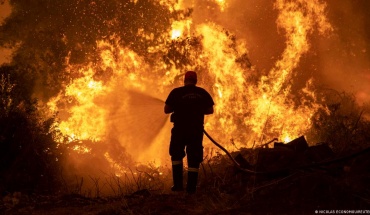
[2,170,369,215]
[2,146,370,215]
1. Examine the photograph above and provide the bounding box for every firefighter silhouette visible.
[164,71,214,193]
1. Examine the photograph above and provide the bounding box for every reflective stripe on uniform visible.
[172,160,183,165]
[188,167,199,172]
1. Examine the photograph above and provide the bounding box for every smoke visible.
[0,1,11,64]
[104,89,168,163]
[188,0,370,104]
[192,0,285,70]
[315,0,370,104]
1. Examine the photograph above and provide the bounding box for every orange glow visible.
[58,67,108,142]
[215,0,227,11]
[236,0,333,145]
[283,136,292,143]
[47,0,334,173]
[171,19,192,39]
[104,152,125,177]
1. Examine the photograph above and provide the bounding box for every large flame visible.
[244,0,333,144]
[48,0,333,174]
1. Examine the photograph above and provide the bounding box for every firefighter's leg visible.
[169,128,186,191]
[186,165,199,194]
[171,160,183,191]
[186,130,204,194]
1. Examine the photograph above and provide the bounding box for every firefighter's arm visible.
[204,106,214,115]
[164,104,174,114]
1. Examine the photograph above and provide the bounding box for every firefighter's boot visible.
[171,160,183,191]
[186,167,199,194]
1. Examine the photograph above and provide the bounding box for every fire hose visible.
[203,129,260,174]
[203,129,370,175]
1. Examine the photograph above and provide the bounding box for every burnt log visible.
[253,136,310,178]
[254,147,298,178]
[304,143,334,163]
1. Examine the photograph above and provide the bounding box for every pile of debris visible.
[211,136,370,212]
[233,136,370,177]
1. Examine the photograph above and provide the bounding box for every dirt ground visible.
[2,147,370,215]
[2,170,369,215]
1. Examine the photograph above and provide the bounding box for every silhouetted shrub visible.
[309,90,370,153]
[0,66,64,194]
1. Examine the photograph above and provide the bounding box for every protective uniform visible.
[165,71,214,193]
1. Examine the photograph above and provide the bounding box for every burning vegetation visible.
[0,0,370,213]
